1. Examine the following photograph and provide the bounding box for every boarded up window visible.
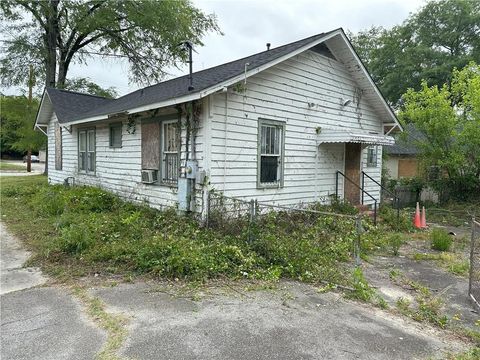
[141,120,160,169]
[398,158,418,178]
[55,122,62,170]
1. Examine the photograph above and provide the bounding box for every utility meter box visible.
[185,160,198,180]
[177,177,192,212]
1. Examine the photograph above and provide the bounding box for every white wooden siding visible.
[47,47,387,211]
[48,115,179,209]
[206,49,385,206]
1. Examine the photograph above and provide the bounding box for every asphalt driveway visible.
[0,222,470,359]
[0,222,105,360]
[91,281,466,360]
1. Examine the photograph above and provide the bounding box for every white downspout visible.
[223,88,228,192]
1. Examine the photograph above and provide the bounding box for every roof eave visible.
[61,28,400,130]
[62,30,344,127]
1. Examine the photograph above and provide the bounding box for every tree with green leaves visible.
[399,62,480,200]
[63,77,117,98]
[349,0,480,105]
[0,0,220,91]
[0,95,46,169]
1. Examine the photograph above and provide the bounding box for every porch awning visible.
[317,129,395,146]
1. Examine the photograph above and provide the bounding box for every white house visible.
[34,28,401,217]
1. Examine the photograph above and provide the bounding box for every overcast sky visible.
[7,0,426,96]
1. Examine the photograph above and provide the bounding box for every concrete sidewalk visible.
[0,223,105,360]
[0,160,45,177]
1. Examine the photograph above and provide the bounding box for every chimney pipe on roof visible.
[266,43,271,51]
[179,41,194,91]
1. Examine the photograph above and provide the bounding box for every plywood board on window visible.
[55,122,62,170]
[398,158,418,178]
[142,121,160,169]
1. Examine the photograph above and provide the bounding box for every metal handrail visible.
[336,170,377,225]
[362,171,400,220]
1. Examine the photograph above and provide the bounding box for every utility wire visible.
[0,40,130,59]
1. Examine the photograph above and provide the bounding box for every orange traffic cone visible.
[421,206,427,228]
[414,202,421,228]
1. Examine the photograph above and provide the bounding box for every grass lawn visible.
[0,161,25,171]
[0,175,378,284]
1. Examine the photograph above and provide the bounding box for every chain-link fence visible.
[469,218,480,310]
[206,191,363,265]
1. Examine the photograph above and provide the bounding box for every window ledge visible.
[257,183,283,190]
[160,181,178,188]
[77,171,96,177]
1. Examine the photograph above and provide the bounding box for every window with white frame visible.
[161,120,179,184]
[78,129,96,173]
[258,119,285,187]
[366,145,378,167]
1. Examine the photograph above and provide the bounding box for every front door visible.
[344,143,361,205]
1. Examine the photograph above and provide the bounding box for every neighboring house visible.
[38,150,46,162]
[34,28,401,217]
[384,123,422,179]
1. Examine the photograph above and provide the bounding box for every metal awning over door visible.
[317,129,395,146]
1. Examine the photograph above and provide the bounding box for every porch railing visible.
[361,171,400,221]
[335,170,377,225]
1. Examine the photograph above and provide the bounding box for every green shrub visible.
[0,176,373,284]
[431,228,452,251]
[379,205,414,232]
[349,268,375,302]
[388,233,404,256]
[57,224,95,255]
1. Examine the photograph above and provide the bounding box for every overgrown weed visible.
[1,176,362,285]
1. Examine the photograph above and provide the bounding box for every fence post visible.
[205,190,211,228]
[373,201,377,226]
[335,171,339,199]
[248,199,255,243]
[354,215,362,266]
[361,172,364,205]
[469,216,475,301]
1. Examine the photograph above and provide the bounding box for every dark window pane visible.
[110,125,122,147]
[261,156,278,183]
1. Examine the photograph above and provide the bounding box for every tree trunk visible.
[57,59,68,88]
[44,0,59,88]
[27,149,32,173]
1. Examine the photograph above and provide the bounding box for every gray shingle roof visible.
[384,123,424,155]
[48,29,338,124]
[46,88,113,124]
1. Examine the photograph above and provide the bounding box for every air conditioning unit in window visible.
[141,169,158,184]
